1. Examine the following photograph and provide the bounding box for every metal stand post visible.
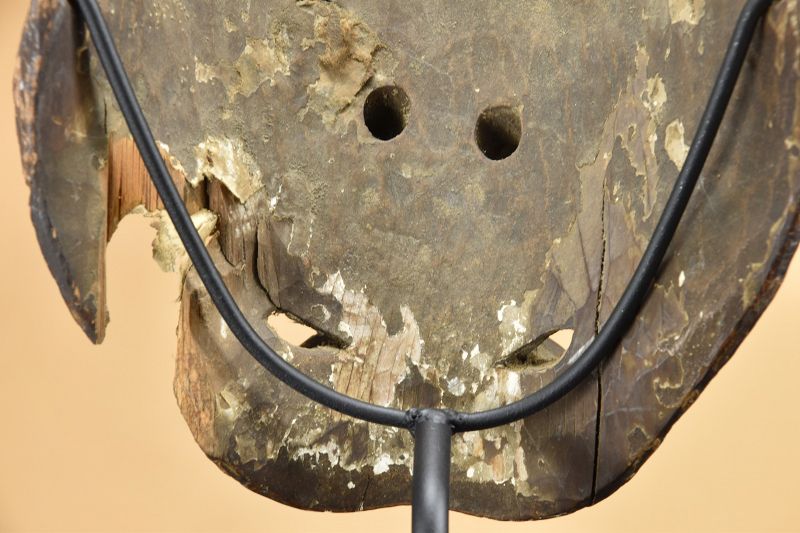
[412,410,453,533]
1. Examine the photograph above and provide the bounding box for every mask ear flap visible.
[17,0,208,344]
[17,0,110,342]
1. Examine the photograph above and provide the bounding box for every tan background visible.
[1,1,799,532]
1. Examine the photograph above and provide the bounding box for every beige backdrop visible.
[1,1,798,532]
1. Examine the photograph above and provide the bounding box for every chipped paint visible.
[496,292,537,356]
[295,437,353,470]
[195,137,264,202]
[299,4,385,133]
[669,0,706,26]
[665,119,690,169]
[373,453,393,474]
[150,209,218,274]
[643,74,667,119]
[195,27,290,101]
[447,376,466,396]
[319,271,423,406]
[156,141,190,185]
[583,44,673,220]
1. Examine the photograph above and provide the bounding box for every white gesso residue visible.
[504,371,521,397]
[373,453,394,475]
[447,376,466,397]
[269,183,283,212]
[497,301,517,322]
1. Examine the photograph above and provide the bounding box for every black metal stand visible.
[69,0,779,531]
[411,411,453,533]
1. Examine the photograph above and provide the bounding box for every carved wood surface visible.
[15,0,800,520]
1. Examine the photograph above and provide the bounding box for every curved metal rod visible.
[73,0,776,433]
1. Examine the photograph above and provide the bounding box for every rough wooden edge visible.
[594,204,800,506]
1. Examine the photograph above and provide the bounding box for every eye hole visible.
[475,105,522,160]
[364,85,410,141]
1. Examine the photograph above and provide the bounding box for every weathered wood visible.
[15,0,800,521]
